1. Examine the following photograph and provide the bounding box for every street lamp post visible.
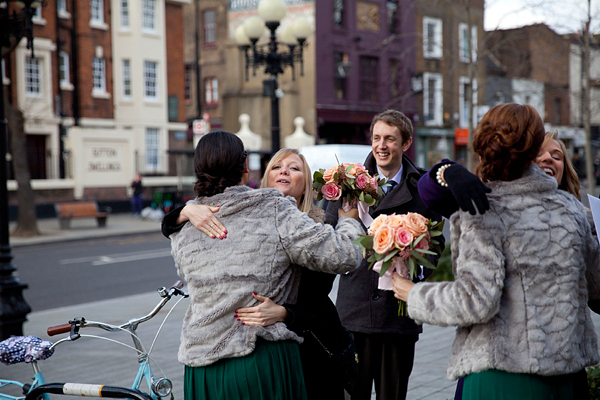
[0,0,40,339]
[236,0,311,155]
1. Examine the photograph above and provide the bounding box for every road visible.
[12,232,179,312]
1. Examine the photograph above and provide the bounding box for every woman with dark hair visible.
[163,147,355,399]
[392,104,600,400]
[170,131,363,400]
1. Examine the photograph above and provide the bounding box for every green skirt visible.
[462,369,589,400]
[184,339,307,400]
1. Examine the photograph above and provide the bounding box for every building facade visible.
[3,0,189,211]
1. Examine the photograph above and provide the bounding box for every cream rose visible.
[372,225,395,254]
[403,212,429,237]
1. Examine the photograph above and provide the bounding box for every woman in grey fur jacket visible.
[393,103,600,400]
[170,131,363,400]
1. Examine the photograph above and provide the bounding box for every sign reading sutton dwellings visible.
[229,0,311,11]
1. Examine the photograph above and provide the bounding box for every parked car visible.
[299,144,372,174]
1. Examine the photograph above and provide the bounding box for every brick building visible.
[2,0,189,212]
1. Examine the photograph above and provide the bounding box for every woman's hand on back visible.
[178,204,227,239]
[235,294,288,326]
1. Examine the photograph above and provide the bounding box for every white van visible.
[299,144,372,175]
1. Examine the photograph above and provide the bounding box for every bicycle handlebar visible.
[25,383,153,400]
[46,281,188,338]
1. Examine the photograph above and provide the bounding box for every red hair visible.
[474,103,545,182]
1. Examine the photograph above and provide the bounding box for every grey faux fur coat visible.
[170,185,363,367]
[408,165,600,380]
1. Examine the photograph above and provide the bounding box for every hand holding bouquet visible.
[313,163,387,212]
[353,212,444,316]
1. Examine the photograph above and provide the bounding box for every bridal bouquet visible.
[313,162,387,211]
[353,212,444,316]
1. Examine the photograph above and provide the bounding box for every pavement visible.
[3,213,600,400]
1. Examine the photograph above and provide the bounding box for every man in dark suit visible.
[326,110,445,400]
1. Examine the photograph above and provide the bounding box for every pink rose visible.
[373,225,395,254]
[394,228,413,249]
[321,183,342,201]
[355,173,369,189]
[415,234,430,250]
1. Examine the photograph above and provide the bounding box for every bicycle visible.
[0,281,188,400]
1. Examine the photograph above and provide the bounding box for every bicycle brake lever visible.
[68,317,85,340]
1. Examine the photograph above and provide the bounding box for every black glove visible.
[443,164,491,215]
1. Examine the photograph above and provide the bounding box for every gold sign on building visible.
[357,2,380,32]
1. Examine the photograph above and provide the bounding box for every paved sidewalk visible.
[4,214,600,399]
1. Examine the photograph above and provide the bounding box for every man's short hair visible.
[370,110,413,144]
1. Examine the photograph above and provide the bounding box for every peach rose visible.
[368,214,389,235]
[323,166,337,184]
[403,212,429,237]
[321,183,342,201]
[373,225,395,254]
[388,214,406,230]
[394,228,413,249]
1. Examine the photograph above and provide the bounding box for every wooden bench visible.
[54,201,110,229]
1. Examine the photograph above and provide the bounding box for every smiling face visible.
[371,121,412,178]
[266,153,306,203]
[536,139,564,185]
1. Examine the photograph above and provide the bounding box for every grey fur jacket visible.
[408,165,600,380]
[170,185,363,367]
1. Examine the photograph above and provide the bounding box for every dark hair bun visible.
[193,131,247,197]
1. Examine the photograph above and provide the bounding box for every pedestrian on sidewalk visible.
[168,131,364,400]
[392,103,600,400]
[130,173,143,217]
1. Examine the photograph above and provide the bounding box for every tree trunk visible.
[4,95,39,237]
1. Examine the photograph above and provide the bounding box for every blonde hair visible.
[543,132,581,200]
[260,148,313,214]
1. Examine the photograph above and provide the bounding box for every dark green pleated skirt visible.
[462,369,589,400]
[184,339,307,400]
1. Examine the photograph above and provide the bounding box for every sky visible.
[484,0,600,34]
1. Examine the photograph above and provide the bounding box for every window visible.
[387,0,398,34]
[204,77,218,105]
[554,98,562,125]
[184,65,192,100]
[2,58,8,85]
[334,52,349,100]
[59,52,70,85]
[146,127,160,170]
[142,0,156,32]
[33,5,42,20]
[423,17,442,59]
[333,0,345,29]
[120,0,130,29]
[144,60,158,99]
[91,0,104,24]
[390,59,401,99]
[122,59,131,98]
[423,72,443,126]
[459,23,477,63]
[359,56,378,102]
[25,56,41,97]
[57,0,67,14]
[203,10,216,44]
[92,56,106,93]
